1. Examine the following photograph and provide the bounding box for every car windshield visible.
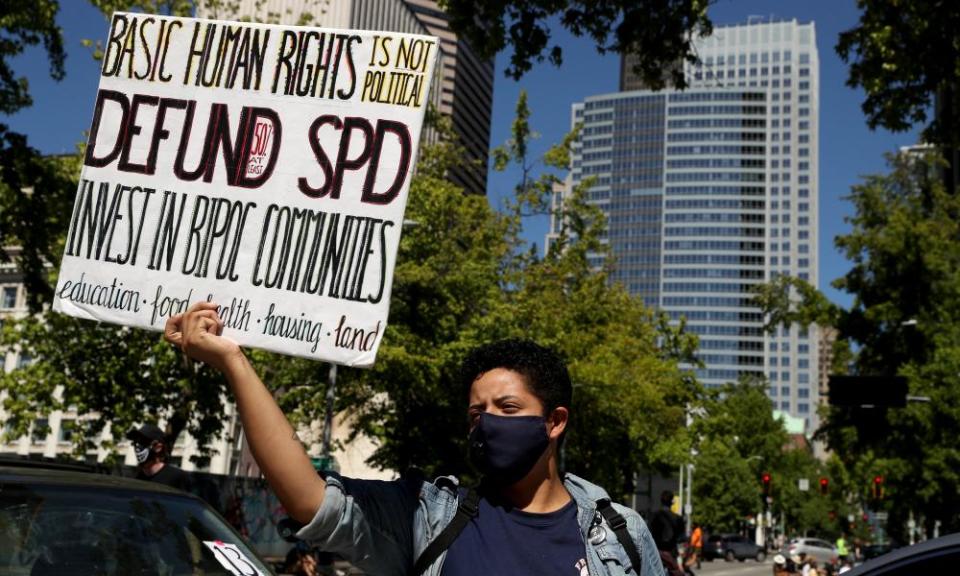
[0,482,273,576]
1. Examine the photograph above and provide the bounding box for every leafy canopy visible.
[756,152,960,537]
[439,0,712,88]
[837,0,960,147]
[0,1,70,308]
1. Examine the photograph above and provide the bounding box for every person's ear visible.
[547,407,568,441]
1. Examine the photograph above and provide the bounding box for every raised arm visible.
[164,301,324,523]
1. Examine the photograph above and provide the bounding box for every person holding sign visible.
[166,302,664,576]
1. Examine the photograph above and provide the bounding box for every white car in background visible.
[785,537,840,565]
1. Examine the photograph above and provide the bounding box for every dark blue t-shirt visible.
[441,494,587,576]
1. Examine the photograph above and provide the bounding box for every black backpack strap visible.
[597,498,645,576]
[413,488,480,575]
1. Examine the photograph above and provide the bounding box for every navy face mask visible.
[469,413,550,486]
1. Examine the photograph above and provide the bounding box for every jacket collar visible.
[563,472,612,516]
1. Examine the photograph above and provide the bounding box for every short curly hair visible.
[460,339,572,415]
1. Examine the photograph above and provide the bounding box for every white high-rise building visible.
[550,19,821,431]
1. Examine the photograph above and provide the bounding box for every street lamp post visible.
[746,455,766,548]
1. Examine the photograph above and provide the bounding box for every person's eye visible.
[502,404,520,413]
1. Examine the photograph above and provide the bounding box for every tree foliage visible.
[690,380,847,537]
[0,1,71,310]
[690,436,757,533]
[440,0,711,88]
[756,151,960,538]
[837,0,960,147]
[0,0,64,114]
[690,381,782,532]
[0,315,227,464]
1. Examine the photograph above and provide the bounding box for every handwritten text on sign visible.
[53,13,438,366]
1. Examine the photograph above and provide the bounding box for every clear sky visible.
[6,0,921,309]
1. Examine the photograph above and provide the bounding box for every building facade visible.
[203,0,494,195]
[551,20,821,429]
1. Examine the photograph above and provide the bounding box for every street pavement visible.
[687,558,771,576]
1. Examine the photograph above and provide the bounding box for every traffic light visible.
[828,375,908,407]
[872,475,884,500]
[819,477,829,495]
[761,472,771,495]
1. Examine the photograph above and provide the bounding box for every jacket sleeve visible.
[295,472,422,576]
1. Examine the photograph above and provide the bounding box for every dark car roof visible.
[0,464,193,498]
[844,533,960,576]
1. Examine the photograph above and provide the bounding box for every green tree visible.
[837,0,960,189]
[695,379,790,468]
[0,1,72,310]
[0,314,227,464]
[691,437,757,533]
[837,1,959,144]
[690,380,852,537]
[756,151,960,538]
[440,0,711,88]
[775,450,850,539]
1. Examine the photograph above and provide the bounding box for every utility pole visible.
[685,463,693,535]
[678,463,685,520]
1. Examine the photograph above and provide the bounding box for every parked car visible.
[0,462,275,575]
[704,533,767,562]
[783,537,839,565]
[844,533,960,575]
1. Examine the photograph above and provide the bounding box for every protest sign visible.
[53,12,438,367]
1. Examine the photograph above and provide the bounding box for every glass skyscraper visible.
[549,20,820,429]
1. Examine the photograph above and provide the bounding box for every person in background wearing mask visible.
[126,422,191,492]
[165,301,665,576]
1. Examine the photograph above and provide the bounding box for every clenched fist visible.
[164,301,242,372]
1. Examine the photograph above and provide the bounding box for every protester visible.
[649,490,686,575]
[165,302,665,576]
[126,422,191,491]
[650,491,685,558]
[794,553,810,576]
[836,533,849,564]
[772,554,790,576]
[684,522,702,572]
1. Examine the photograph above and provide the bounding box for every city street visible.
[691,559,772,576]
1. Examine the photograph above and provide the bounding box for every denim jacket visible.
[296,472,666,576]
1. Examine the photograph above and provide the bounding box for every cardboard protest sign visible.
[53,13,438,366]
